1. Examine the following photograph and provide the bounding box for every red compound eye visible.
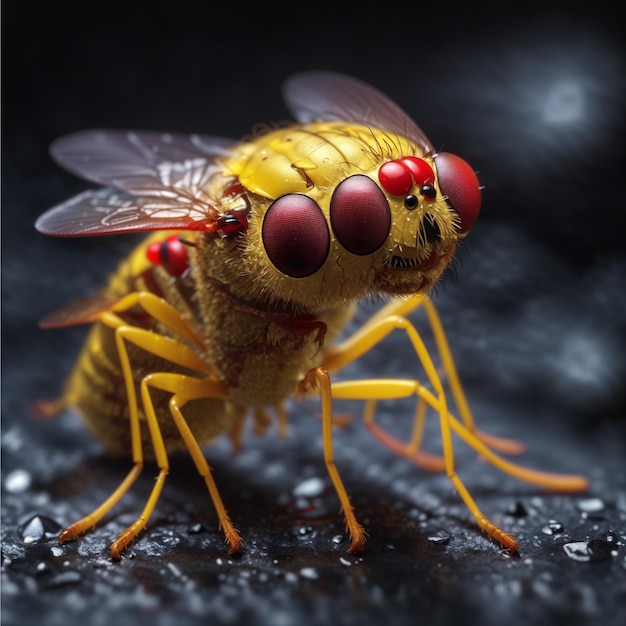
[434,152,481,233]
[330,175,391,255]
[146,235,189,277]
[378,157,434,196]
[262,194,330,278]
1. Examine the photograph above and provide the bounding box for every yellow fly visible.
[35,71,588,559]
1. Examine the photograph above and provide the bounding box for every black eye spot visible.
[421,184,436,200]
[404,194,418,210]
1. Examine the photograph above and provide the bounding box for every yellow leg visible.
[109,468,168,560]
[323,307,588,551]
[333,377,589,549]
[102,312,213,374]
[139,372,241,554]
[323,296,524,456]
[421,298,524,455]
[410,386,590,492]
[58,316,152,548]
[325,309,462,472]
[110,291,206,351]
[321,307,435,466]
[332,379,521,550]
[302,368,367,553]
[106,319,235,558]
[60,309,220,558]
[99,310,214,465]
[59,463,143,545]
[105,357,180,558]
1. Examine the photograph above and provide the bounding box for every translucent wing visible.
[282,71,433,154]
[36,187,218,236]
[37,131,236,236]
[50,130,235,195]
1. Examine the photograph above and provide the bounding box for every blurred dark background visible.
[2,2,625,626]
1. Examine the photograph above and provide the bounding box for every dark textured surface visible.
[2,3,625,626]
